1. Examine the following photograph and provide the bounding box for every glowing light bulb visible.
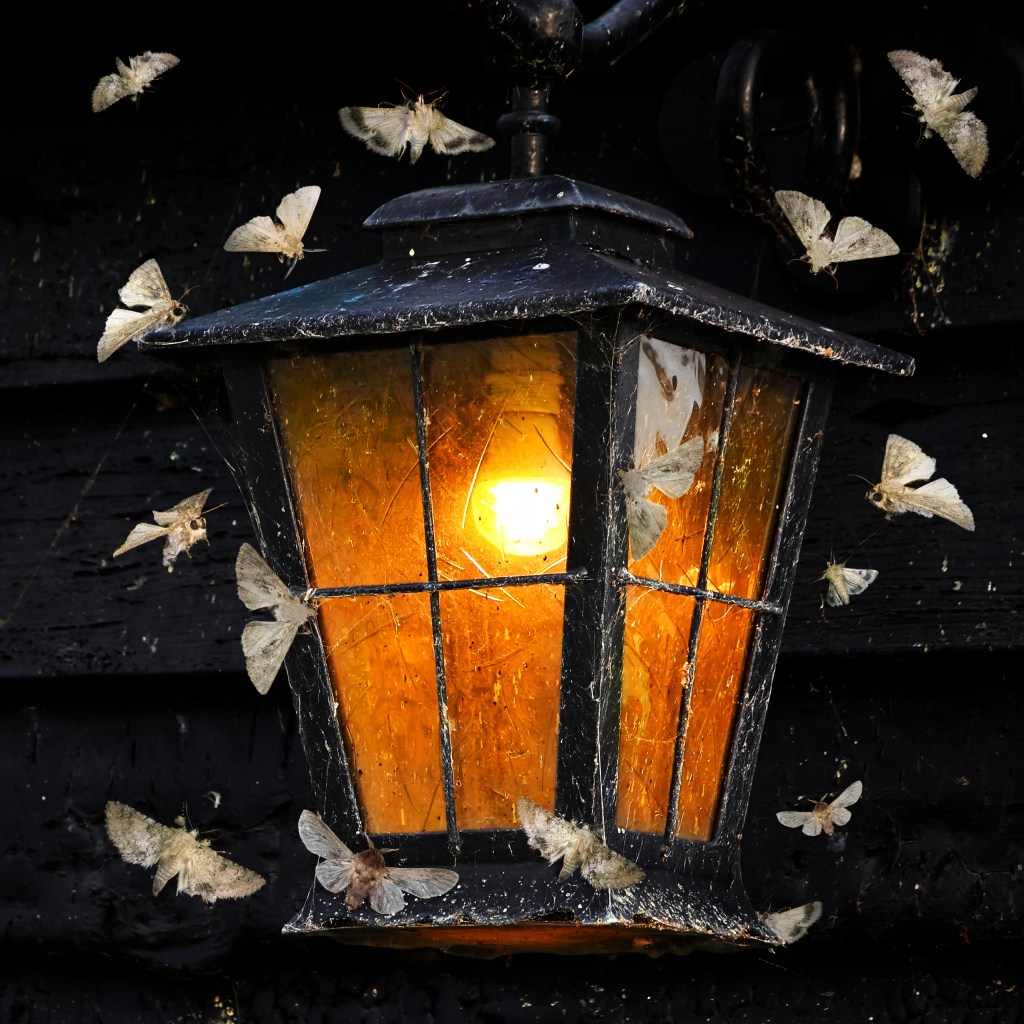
[473,477,568,557]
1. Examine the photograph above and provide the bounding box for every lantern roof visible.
[143,175,914,377]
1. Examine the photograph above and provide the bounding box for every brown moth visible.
[865,434,975,531]
[776,780,863,837]
[820,560,878,608]
[888,49,988,178]
[224,186,324,276]
[97,259,188,362]
[759,901,824,944]
[104,801,265,903]
[775,190,900,277]
[235,543,315,695]
[297,809,459,916]
[517,796,645,890]
[91,52,180,112]
[112,488,215,572]
[339,95,494,164]
[619,434,713,561]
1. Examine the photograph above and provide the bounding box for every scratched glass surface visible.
[617,345,801,839]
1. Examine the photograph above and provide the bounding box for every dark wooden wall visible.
[2,4,1022,1020]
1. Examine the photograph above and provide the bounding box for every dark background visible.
[2,3,1022,1020]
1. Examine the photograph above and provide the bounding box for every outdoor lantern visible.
[144,173,913,955]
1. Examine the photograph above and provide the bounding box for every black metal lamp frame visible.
[146,176,913,954]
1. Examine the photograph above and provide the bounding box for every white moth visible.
[775,190,900,277]
[888,49,988,178]
[104,800,265,903]
[820,560,878,607]
[97,259,188,363]
[776,780,863,837]
[235,543,315,695]
[619,434,712,561]
[224,186,324,276]
[866,434,975,531]
[91,52,180,112]
[112,488,214,571]
[517,796,645,890]
[759,901,824,944]
[339,96,495,164]
[297,809,459,916]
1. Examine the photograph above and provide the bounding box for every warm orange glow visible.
[473,479,569,556]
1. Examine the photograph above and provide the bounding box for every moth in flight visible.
[759,901,824,944]
[517,796,645,890]
[298,809,458,916]
[235,543,315,695]
[224,186,324,277]
[775,190,900,279]
[820,560,878,608]
[104,801,265,903]
[112,488,216,571]
[776,780,863,837]
[97,260,187,362]
[339,95,494,164]
[888,49,988,178]
[92,52,180,112]
[619,434,714,561]
[865,434,974,531]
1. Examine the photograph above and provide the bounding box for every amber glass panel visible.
[618,590,696,832]
[709,365,802,601]
[440,585,564,829]
[321,593,446,833]
[421,333,577,579]
[269,349,427,587]
[674,602,756,839]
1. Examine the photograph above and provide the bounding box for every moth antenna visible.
[178,283,200,303]
[825,267,839,289]
[203,501,229,516]
[848,473,875,486]
[284,257,298,280]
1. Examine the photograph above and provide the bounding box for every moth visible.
[775,190,900,278]
[104,800,265,903]
[619,434,712,561]
[776,780,863,837]
[91,52,180,112]
[866,433,975,531]
[97,259,188,363]
[224,186,324,276]
[759,901,823,944]
[517,796,645,890]
[339,95,494,164]
[235,542,315,695]
[112,488,215,571]
[297,809,458,916]
[820,560,878,607]
[888,49,988,178]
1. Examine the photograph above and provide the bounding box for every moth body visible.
[113,488,214,571]
[820,560,878,607]
[97,260,187,362]
[776,780,863,837]
[92,52,180,112]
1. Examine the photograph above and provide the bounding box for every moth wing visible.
[829,806,853,829]
[624,490,668,562]
[339,106,412,157]
[831,780,863,808]
[801,817,824,837]
[112,521,170,557]
[387,866,460,899]
[119,259,173,309]
[131,51,180,87]
[235,543,294,611]
[900,478,975,531]
[241,619,301,695]
[934,110,988,178]
[517,796,577,865]
[224,216,286,254]
[880,434,936,487]
[369,878,407,916]
[152,846,186,895]
[580,842,645,890]
[887,50,955,105]
[829,217,900,264]
[316,859,356,893]
[276,186,320,243]
[105,801,171,866]
[775,190,832,252]
[775,810,813,830]
[177,842,266,903]
[97,308,166,362]
[760,901,823,944]
[426,107,495,156]
[841,567,878,598]
[822,563,850,607]
[153,488,212,527]
[92,70,134,111]
[297,809,354,860]
[640,436,706,499]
